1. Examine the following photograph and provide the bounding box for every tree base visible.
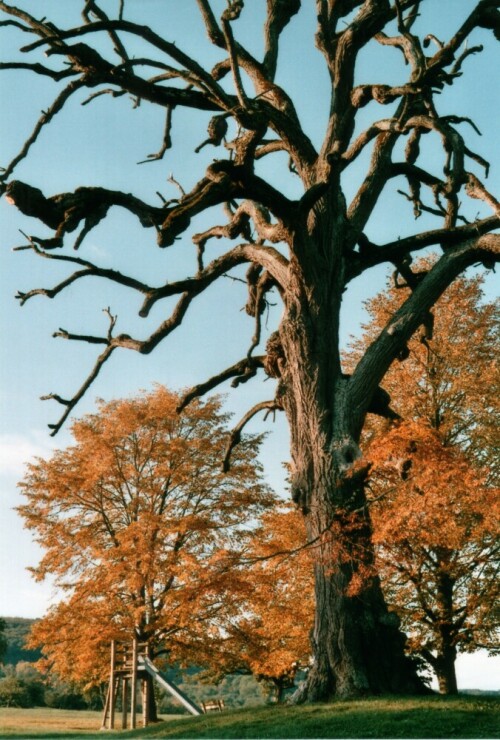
[290,594,430,702]
[291,660,429,703]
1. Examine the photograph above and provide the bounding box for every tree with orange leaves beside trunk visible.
[17,386,277,700]
[348,270,499,694]
[195,504,314,702]
[367,422,499,695]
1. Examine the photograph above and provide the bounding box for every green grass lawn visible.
[0,696,498,739]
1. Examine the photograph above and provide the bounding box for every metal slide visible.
[138,656,203,716]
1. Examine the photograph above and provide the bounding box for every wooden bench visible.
[201,699,225,713]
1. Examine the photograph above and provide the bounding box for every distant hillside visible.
[2,617,42,665]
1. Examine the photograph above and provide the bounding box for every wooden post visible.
[143,641,150,727]
[109,640,116,730]
[130,637,138,730]
[121,676,128,729]
[100,681,111,730]
[142,677,150,727]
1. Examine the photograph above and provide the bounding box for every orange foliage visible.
[347,269,499,687]
[367,422,499,660]
[18,386,277,687]
[350,267,499,471]
[202,504,314,699]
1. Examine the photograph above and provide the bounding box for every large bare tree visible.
[1,0,498,700]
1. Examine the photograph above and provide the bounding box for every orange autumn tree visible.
[18,386,277,693]
[203,504,314,702]
[367,422,499,695]
[347,270,499,693]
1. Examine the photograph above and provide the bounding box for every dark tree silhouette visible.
[1,1,498,700]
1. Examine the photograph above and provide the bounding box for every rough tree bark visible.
[1,0,499,700]
[271,195,426,699]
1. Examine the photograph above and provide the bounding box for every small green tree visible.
[0,663,43,709]
[0,676,32,708]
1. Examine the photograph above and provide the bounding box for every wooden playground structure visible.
[101,639,203,730]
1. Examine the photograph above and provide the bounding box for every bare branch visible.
[177,357,265,412]
[167,174,186,199]
[193,199,289,256]
[29,237,289,431]
[0,18,32,33]
[194,114,228,154]
[374,25,426,79]
[0,2,64,41]
[157,161,295,248]
[465,173,500,215]
[0,79,84,186]
[423,34,443,50]
[196,0,224,46]
[347,124,402,236]
[15,233,287,322]
[348,214,500,279]
[139,242,289,318]
[349,233,500,433]
[254,139,288,159]
[82,0,130,64]
[0,61,74,79]
[350,83,415,109]
[245,266,277,359]
[13,237,153,306]
[44,344,116,436]
[198,0,317,175]
[81,87,127,106]
[347,111,485,236]
[220,3,248,108]
[137,105,173,164]
[5,180,164,241]
[341,118,399,166]
[451,44,483,76]
[223,400,283,472]
[426,2,500,76]
[263,0,301,79]
[21,20,234,111]
[320,0,398,159]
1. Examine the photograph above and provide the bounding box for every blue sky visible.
[0,1,498,689]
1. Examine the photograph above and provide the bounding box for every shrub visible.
[0,676,33,707]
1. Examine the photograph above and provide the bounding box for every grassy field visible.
[0,696,498,739]
[0,708,183,737]
[0,707,104,735]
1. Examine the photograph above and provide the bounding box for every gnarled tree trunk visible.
[276,208,425,699]
[297,473,424,700]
